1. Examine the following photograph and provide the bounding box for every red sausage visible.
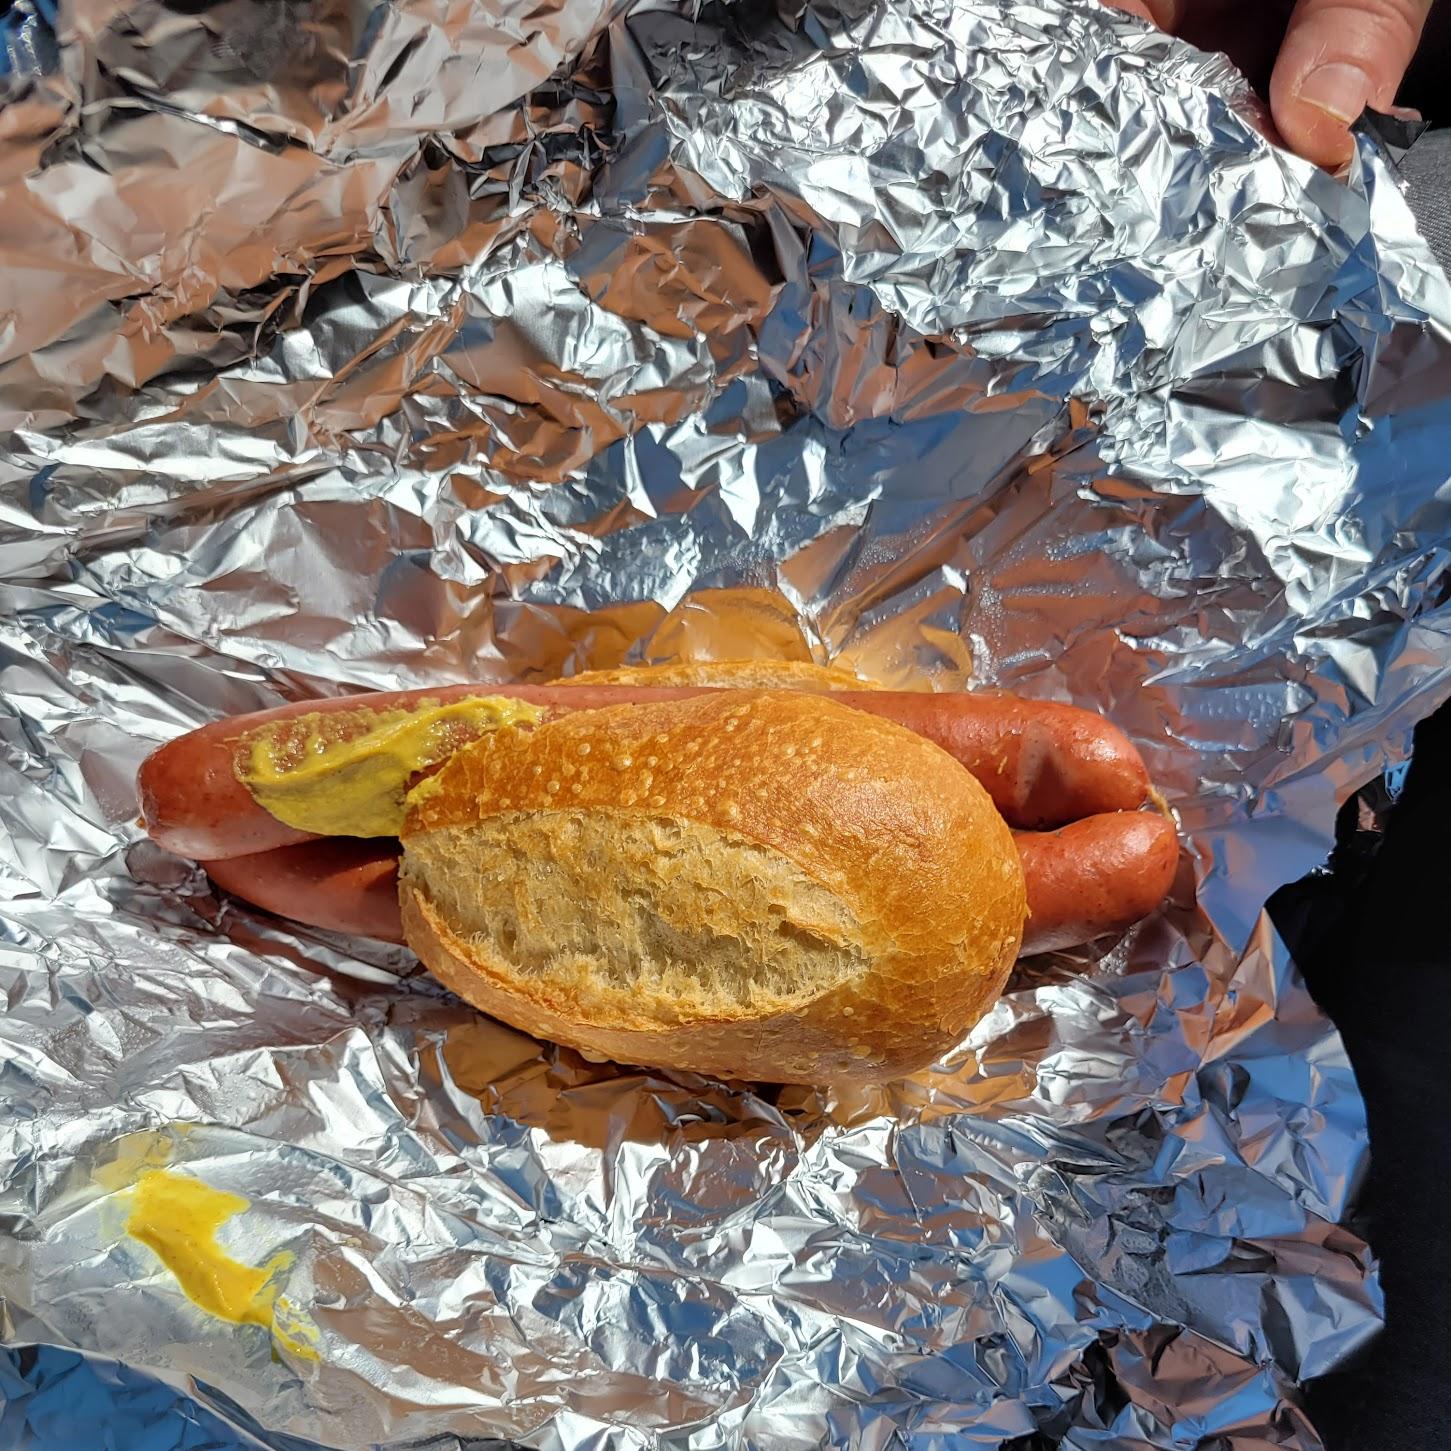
[141,686,1150,861]
[142,684,676,862]
[202,838,407,943]
[1015,811,1179,956]
[203,811,1176,957]
[877,692,1150,831]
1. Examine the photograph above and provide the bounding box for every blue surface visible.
[0,0,56,79]
[0,1346,338,1451]
[1,1346,253,1451]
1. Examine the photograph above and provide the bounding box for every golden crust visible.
[561,659,879,691]
[400,692,1025,1083]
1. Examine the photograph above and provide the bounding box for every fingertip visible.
[1269,82,1358,168]
[1270,48,1370,168]
[1269,0,1427,169]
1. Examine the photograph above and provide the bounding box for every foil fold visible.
[3,0,1450,1445]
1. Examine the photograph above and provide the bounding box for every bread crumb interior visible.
[403,811,870,1016]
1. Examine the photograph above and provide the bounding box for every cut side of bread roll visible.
[399,691,1026,1083]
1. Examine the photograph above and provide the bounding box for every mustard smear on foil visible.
[236,695,544,837]
[126,1169,318,1361]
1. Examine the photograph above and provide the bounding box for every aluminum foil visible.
[2,0,1449,1445]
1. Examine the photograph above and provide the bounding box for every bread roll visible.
[399,691,1026,1083]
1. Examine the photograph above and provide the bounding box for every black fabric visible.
[1401,131,1451,276]
[1400,11,1451,131]
[1285,701,1451,1451]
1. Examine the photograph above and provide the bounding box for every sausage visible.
[141,685,1150,860]
[203,811,1176,957]
[142,684,678,862]
[1015,811,1179,956]
[875,692,1150,831]
[202,839,407,943]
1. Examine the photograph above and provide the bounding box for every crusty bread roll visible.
[398,690,1025,1084]
[563,658,880,691]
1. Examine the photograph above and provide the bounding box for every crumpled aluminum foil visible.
[1,0,1449,1445]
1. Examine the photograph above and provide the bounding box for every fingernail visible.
[1297,62,1373,124]
[1387,104,1423,122]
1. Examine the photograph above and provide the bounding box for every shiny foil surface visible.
[2,0,1449,1445]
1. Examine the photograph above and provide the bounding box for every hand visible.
[1107,0,1432,166]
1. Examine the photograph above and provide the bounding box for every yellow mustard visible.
[236,695,543,837]
[126,1169,318,1361]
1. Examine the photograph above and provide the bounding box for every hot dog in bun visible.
[140,661,1177,1082]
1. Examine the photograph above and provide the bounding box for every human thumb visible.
[1270,0,1431,166]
